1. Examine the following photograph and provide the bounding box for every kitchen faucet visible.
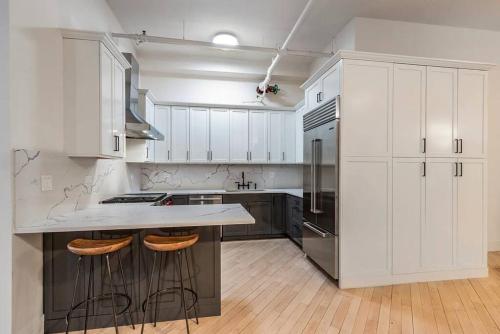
[235,172,255,190]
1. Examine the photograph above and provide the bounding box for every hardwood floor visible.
[69,239,500,334]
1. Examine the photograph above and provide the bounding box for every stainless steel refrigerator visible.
[303,96,339,279]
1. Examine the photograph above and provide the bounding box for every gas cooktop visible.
[100,193,169,204]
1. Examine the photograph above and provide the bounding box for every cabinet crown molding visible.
[61,29,131,70]
[301,50,495,90]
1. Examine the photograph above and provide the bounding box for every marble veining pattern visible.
[141,164,302,191]
[14,149,141,229]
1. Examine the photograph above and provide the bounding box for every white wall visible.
[345,17,500,250]
[0,0,12,333]
[9,1,135,332]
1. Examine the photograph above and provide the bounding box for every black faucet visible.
[235,172,254,190]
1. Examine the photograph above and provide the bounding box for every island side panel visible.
[43,226,221,333]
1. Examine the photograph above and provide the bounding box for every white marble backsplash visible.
[141,164,303,191]
[14,149,141,229]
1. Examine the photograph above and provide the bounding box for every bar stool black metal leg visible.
[141,251,157,334]
[117,251,135,329]
[184,248,199,324]
[153,252,164,327]
[177,250,191,334]
[84,256,94,333]
[105,254,119,334]
[66,256,82,334]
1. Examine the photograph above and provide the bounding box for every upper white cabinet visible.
[63,32,130,158]
[154,105,171,163]
[426,67,458,157]
[170,106,190,162]
[268,111,296,163]
[295,107,306,164]
[305,63,341,112]
[189,107,210,162]
[393,64,426,157]
[209,108,230,162]
[229,109,249,163]
[144,93,156,162]
[249,110,268,163]
[342,59,393,157]
[457,70,487,158]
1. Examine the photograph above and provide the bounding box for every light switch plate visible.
[41,175,53,192]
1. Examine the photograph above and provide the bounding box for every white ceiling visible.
[106,0,500,77]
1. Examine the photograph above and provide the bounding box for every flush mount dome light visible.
[212,33,239,46]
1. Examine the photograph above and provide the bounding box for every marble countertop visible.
[14,203,255,234]
[138,188,304,198]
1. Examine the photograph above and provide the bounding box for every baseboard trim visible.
[340,267,488,289]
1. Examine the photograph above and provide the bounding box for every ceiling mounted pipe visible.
[257,0,317,98]
[111,31,331,58]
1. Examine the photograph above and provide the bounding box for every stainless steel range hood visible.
[123,53,164,141]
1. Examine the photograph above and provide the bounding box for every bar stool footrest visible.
[141,286,198,313]
[65,293,132,325]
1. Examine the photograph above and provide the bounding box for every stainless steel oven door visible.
[303,220,338,279]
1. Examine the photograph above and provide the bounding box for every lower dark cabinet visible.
[271,194,285,235]
[286,195,303,246]
[247,201,273,235]
[171,195,189,205]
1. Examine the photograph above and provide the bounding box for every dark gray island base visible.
[43,226,221,333]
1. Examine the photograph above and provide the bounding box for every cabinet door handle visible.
[422,161,426,177]
[454,162,458,177]
[454,139,459,153]
[167,150,170,160]
[282,152,285,161]
[422,138,426,154]
[460,162,463,177]
[268,152,271,161]
[246,151,249,161]
[249,151,252,161]
[207,151,210,161]
[187,151,189,161]
[146,146,149,159]
[210,150,213,161]
[459,139,463,154]
[318,92,323,102]
[114,135,120,152]
[316,93,319,103]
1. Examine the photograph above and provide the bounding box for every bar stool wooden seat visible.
[141,234,200,334]
[65,236,135,334]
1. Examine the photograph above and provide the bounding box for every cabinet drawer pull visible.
[454,139,459,153]
[460,162,463,177]
[422,138,426,154]
[459,139,463,154]
[454,162,458,177]
[113,135,120,152]
[422,161,426,177]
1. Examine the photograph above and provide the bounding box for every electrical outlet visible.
[41,175,53,192]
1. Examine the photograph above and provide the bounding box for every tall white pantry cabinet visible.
[302,51,492,288]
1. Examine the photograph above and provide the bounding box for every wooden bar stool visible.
[65,236,135,334]
[141,234,200,334]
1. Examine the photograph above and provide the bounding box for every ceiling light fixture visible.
[212,33,239,46]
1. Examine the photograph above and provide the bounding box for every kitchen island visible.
[14,203,254,333]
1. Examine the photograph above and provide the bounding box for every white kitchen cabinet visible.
[305,80,322,112]
[209,108,230,162]
[63,32,130,158]
[229,109,249,163]
[249,110,268,163]
[283,112,296,163]
[457,70,487,158]
[189,107,210,162]
[341,158,392,278]
[392,158,426,274]
[170,106,189,162]
[423,158,456,270]
[320,63,341,103]
[154,105,171,163]
[268,111,296,163]
[426,67,458,157]
[144,94,155,162]
[457,159,486,268]
[295,106,306,163]
[268,112,283,163]
[393,64,426,157]
[341,60,393,157]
